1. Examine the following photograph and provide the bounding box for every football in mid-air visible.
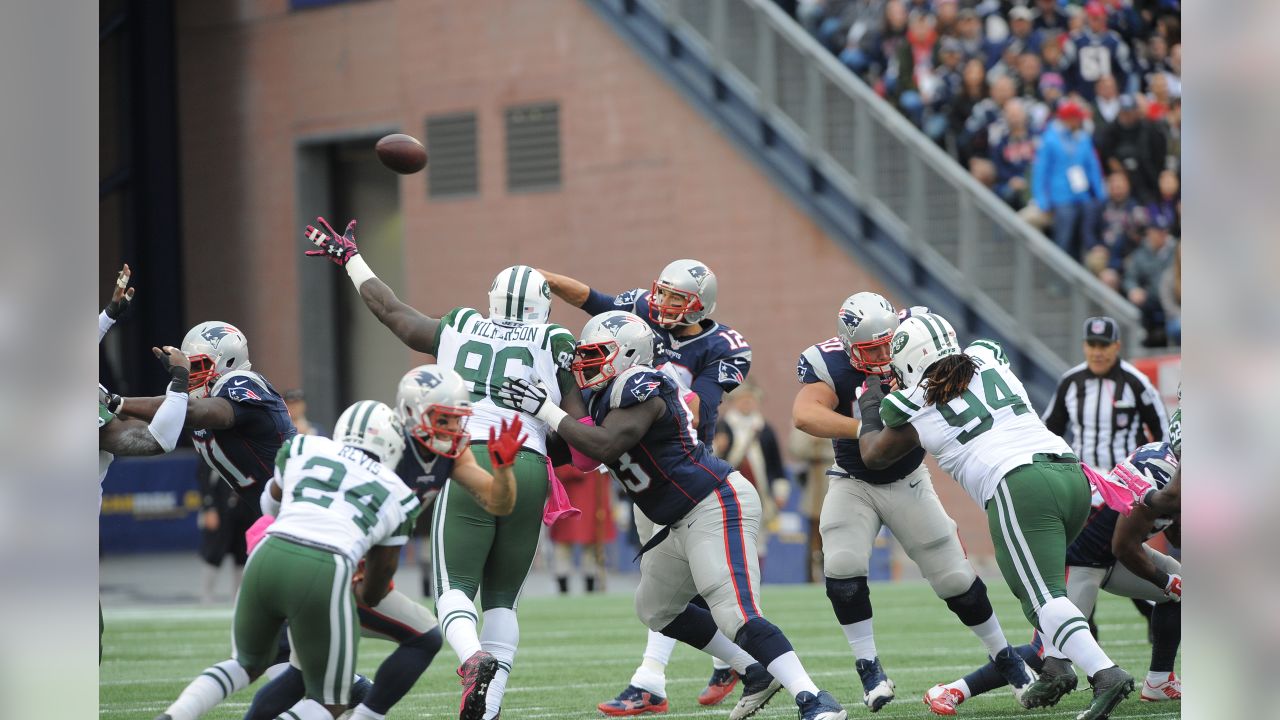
[375,133,428,174]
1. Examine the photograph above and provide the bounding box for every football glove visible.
[304,216,361,266]
[487,416,527,470]
[494,377,568,428]
[1163,573,1182,601]
[104,263,135,320]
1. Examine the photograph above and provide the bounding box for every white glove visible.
[494,378,567,428]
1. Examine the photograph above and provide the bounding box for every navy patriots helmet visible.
[180,321,252,398]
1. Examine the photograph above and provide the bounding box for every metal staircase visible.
[589,0,1140,405]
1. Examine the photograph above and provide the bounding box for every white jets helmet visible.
[889,313,960,391]
[396,365,473,459]
[489,265,552,325]
[573,311,656,389]
[180,321,252,398]
[333,400,406,469]
[836,292,899,375]
[649,259,717,327]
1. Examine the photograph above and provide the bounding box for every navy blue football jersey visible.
[587,366,733,525]
[192,370,296,501]
[395,431,456,503]
[1067,441,1177,568]
[796,337,925,484]
[583,288,751,443]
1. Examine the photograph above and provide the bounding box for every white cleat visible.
[1140,672,1181,702]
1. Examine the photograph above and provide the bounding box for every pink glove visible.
[303,217,360,266]
[245,515,275,554]
[568,416,604,472]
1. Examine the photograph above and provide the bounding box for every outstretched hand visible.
[487,416,528,469]
[493,378,551,416]
[304,217,361,266]
[105,263,135,319]
[153,345,191,372]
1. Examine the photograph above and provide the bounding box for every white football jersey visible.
[266,435,419,563]
[434,307,576,455]
[880,340,1073,506]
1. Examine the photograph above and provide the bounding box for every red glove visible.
[1164,573,1182,602]
[488,416,527,470]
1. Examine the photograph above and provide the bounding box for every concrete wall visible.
[173,0,992,556]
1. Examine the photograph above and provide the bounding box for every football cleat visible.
[1077,666,1135,720]
[855,657,896,712]
[698,667,739,706]
[597,685,669,716]
[457,650,499,720]
[796,690,848,720]
[923,685,965,716]
[729,663,783,720]
[349,673,373,708]
[991,646,1037,704]
[1140,672,1181,702]
[1021,656,1077,708]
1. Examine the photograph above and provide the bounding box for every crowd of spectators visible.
[795,0,1181,346]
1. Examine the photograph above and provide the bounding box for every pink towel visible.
[568,416,604,472]
[245,515,275,554]
[543,463,581,527]
[1081,461,1152,517]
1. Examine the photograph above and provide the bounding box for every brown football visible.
[374,133,428,174]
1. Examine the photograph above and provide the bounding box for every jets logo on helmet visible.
[892,333,909,354]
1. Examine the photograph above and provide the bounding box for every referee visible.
[1042,316,1170,471]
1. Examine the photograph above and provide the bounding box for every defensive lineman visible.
[792,293,1032,711]
[305,217,586,720]
[155,401,418,720]
[542,261,760,712]
[496,311,846,720]
[243,366,525,720]
[858,313,1135,720]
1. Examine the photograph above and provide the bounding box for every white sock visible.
[967,613,1011,658]
[1146,670,1174,685]
[642,629,677,666]
[165,659,250,720]
[841,619,878,661]
[765,651,820,698]
[1037,597,1113,676]
[350,703,386,720]
[276,698,332,720]
[481,608,519,720]
[698,631,756,674]
[628,630,676,695]
[437,589,482,664]
[944,678,971,700]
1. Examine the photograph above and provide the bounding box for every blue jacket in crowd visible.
[1032,120,1106,211]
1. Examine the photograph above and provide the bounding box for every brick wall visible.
[173,0,992,555]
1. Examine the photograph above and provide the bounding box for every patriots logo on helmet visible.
[414,370,442,389]
[838,309,863,332]
[718,359,745,387]
[201,324,240,344]
[599,314,634,336]
[686,265,709,285]
[630,380,663,403]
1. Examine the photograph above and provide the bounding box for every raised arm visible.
[538,269,591,307]
[103,345,193,450]
[99,262,135,343]
[449,417,524,515]
[304,216,440,354]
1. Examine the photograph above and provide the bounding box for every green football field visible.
[101,581,1178,719]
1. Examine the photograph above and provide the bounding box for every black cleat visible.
[1077,666,1135,720]
[729,663,783,720]
[797,690,848,720]
[457,650,499,720]
[1021,656,1078,708]
[855,657,895,712]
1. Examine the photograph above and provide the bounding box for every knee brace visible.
[825,575,872,625]
[821,548,870,580]
[658,603,719,649]
[916,536,977,599]
[944,577,996,627]
[732,617,794,669]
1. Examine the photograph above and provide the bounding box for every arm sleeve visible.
[146,390,189,452]
[1041,378,1071,436]
[98,311,115,344]
[260,480,281,517]
[582,288,637,315]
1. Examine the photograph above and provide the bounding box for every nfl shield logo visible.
[1091,320,1106,335]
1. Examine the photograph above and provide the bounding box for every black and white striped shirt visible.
[1041,359,1169,471]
